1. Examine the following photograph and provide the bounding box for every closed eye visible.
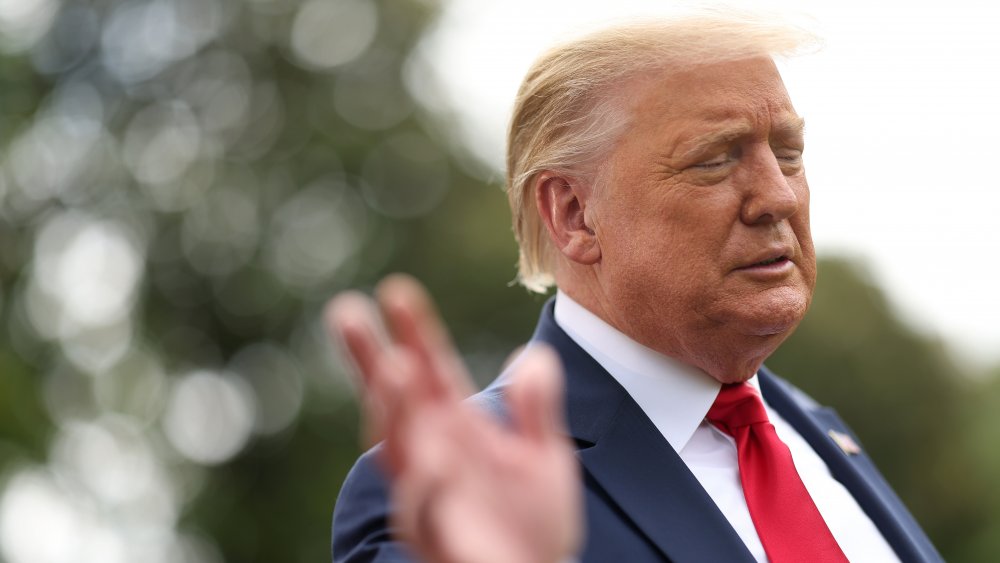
[774,150,804,173]
[690,149,738,170]
[692,157,731,169]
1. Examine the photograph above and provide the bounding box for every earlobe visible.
[534,172,601,265]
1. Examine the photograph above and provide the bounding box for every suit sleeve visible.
[332,447,416,562]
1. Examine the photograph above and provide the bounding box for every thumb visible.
[507,345,567,444]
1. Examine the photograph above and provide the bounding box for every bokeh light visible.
[0,0,57,54]
[264,177,368,291]
[100,0,223,84]
[228,342,305,436]
[289,0,378,71]
[0,2,450,559]
[30,213,143,332]
[361,131,450,218]
[162,371,256,466]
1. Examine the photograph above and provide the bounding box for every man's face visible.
[587,57,816,380]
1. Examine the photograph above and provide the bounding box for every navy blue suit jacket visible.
[332,300,942,562]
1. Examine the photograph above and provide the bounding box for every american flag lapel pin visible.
[828,429,862,455]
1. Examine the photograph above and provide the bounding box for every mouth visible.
[735,250,793,271]
[749,256,788,267]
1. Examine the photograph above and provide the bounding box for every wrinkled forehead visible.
[620,56,796,126]
[589,56,802,182]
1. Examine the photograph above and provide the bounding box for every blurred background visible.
[0,0,996,562]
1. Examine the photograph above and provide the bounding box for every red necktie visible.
[707,383,849,563]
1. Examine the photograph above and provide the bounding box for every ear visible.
[534,172,601,265]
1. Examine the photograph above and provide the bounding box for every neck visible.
[555,268,785,384]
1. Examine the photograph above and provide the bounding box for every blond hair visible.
[506,13,819,293]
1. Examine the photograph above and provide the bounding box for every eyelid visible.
[773,145,803,159]
[691,154,732,169]
[772,142,804,154]
[775,149,804,174]
[693,145,740,166]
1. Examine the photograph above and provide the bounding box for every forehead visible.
[623,57,798,136]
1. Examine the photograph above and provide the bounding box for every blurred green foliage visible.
[0,0,997,562]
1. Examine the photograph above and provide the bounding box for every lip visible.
[734,246,796,272]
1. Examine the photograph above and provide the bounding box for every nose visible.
[739,147,801,226]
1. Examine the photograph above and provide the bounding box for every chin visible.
[728,290,810,338]
[744,314,803,338]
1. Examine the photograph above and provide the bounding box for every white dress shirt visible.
[554,291,899,563]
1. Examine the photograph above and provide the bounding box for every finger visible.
[371,345,419,474]
[392,406,503,563]
[377,345,457,478]
[324,292,392,445]
[376,274,473,400]
[324,291,388,386]
[390,430,450,563]
[389,403,463,562]
[506,345,567,445]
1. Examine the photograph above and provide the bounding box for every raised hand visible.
[325,275,582,563]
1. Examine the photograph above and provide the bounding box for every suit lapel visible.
[759,368,943,563]
[530,302,754,563]
[576,402,755,562]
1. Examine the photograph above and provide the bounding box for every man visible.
[328,15,943,563]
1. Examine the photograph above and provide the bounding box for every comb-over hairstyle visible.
[506,14,819,293]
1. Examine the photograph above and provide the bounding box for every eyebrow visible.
[679,123,753,160]
[678,115,806,160]
[772,115,807,141]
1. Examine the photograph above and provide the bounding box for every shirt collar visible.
[554,290,727,453]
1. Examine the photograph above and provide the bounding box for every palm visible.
[327,275,582,563]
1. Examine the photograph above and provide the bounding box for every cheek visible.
[793,178,812,223]
[790,181,815,254]
[792,221,817,292]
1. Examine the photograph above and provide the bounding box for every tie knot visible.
[706,383,770,434]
